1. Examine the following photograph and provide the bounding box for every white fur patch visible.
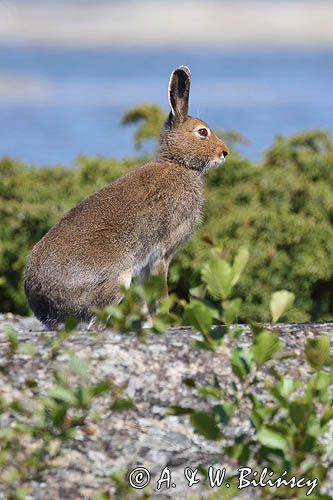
[168,72,176,116]
[118,270,132,290]
[134,246,164,283]
[202,157,225,174]
[168,65,192,116]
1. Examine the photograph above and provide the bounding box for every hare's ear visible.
[168,66,191,125]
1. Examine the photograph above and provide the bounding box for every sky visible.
[0,0,333,50]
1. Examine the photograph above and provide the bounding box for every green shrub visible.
[200,130,333,321]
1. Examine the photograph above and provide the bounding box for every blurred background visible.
[1,0,332,322]
[0,0,332,165]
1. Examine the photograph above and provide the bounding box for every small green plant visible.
[4,325,36,357]
[167,248,332,498]
[96,275,180,336]
[181,245,249,350]
[0,327,134,497]
[110,469,152,499]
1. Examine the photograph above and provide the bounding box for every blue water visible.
[0,46,332,166]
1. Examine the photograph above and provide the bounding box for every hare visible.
[24,66,229,329]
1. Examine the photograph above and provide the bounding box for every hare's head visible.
[157,66,229,173]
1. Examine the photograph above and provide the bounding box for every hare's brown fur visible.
[24,66,228,328]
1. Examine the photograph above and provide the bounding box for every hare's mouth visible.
[212,156,226,168]
[202,158,224,174]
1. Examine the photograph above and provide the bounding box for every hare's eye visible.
[198,128,208,138]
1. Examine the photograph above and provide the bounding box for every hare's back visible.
[35,161,202,263]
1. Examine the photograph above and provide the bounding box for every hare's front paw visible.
[87,316,106,332]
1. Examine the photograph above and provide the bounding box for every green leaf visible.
[15,487,28,500]
[90,381,113,397]
[250,407,264,429]
[103,304,124,321]
[270,376,299,406]
[91,492,109,500]
[193,339,215,352]
[197,386,222,399]
[5,326,19,350]
[251,331,282,365]
[250,321,268,336]
[257,426,289,454]
[215,475,240,500]
[152,317,169,334]
[49,404,68,427]
[222,298,242,325]
[213,403,234,424]
[270,290,295,323]
[2,466,20,483]
[305,464,328,483]
[76,384,91,408]
[18,343,37,355]
[316,371,332,394]
[142,274,165,301]
[69,354,90,378]
[230,326,244,340]
[289,401,311,427]
[190,411,222,441]
[183,378,196,388]
[297,434,316,452]
[305,336,331,370]
[0,428,16,440]
[231,247,249,286]
[110,399,135,411]
[225,435,250,463]
[183,300,216,335]
[167,406,194,416]
[48,387,77,405]
[276,377,299,398]
[201,258,233,300]
[10,400,28,413]
[210,325,228,341]
[63,317,80,332]
[231,348,252,381]
[320,408,333,426]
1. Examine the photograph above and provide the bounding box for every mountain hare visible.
[24,66,229,328]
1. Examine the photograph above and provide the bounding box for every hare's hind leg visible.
[87,269,133,331]
[153,259,169,297]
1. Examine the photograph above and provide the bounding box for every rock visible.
[0,317,332,499]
